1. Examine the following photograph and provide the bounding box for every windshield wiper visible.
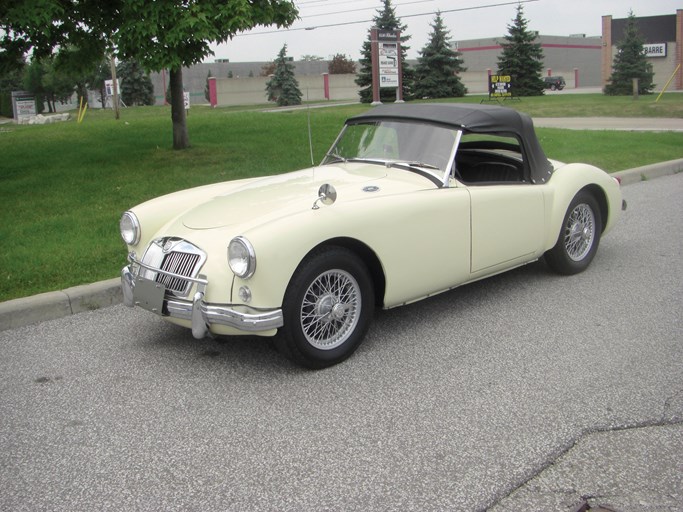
[400,161,441,171]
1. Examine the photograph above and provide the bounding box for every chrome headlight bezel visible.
[228,236,256,279]
[120,211,141,246]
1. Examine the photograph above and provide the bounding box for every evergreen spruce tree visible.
[414,12,467,99]
[204,69,212,102]
[604,11,655,95]
[496,4,545,97]
[355,0,414,103]
[265,44,302,106]
[118,60,155,106]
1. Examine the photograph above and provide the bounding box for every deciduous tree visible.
[328,54,356,75]
[23,56,75,113]
[84,59,111,108]
[1,0,298,148]
[261,62,276,77]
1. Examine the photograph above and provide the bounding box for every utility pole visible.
[110,54,120,120]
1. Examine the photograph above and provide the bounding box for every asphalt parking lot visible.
[0,170,681,510]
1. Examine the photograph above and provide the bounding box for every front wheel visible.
[276,247,374,369]
[545,191,602,275]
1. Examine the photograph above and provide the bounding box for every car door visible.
[468,184,545,275]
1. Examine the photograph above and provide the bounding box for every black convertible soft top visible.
[347,103,554,184]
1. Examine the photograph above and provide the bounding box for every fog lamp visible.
[238,286,252,303]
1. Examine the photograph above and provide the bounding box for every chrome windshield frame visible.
[442,129,463,187]
[322,120,463,186]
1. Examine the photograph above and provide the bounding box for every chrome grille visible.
[139,238,206,297]
[158,251,201,294]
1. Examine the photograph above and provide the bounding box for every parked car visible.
[120,104,624,368]
[543,76,566,91]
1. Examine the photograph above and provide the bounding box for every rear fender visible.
[542,163,621,249]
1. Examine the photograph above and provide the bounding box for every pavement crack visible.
[661,388,683,423]
[484,418,683,511]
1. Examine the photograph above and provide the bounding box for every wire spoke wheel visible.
[545,191,602,276]
[564,203,596,261]
[278,246,374,368]
[300,269,361,350]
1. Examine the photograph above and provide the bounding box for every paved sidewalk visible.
[534,117,683,132]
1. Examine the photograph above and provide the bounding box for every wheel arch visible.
[547,163,615,243]
[305,237,386,308]
[579,184,609,233]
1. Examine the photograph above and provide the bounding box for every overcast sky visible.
[209,0,681,63]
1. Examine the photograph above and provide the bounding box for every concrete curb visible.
[612,157,683,185]
[0,278,121,332]
[1,159,681,334]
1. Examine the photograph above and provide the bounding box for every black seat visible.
[461,161,520,183]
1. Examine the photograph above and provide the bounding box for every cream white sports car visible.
[120,104,624,368]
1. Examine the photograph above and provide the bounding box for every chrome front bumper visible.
[121,264,283,338]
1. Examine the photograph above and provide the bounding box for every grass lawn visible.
[1,93,682,302]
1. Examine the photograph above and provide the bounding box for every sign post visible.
[370,28,403,105]
[109,55,120,119]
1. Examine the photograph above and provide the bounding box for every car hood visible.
[180,163,422,230]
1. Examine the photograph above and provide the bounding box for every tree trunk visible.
[170,68,190,150]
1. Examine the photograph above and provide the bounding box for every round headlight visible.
[120,211,140,245]
[228,236,256,278]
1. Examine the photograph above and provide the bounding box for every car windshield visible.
[323,120,460,175]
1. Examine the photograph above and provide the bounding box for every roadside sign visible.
[370,28,404,103]
[15,99,36,120]
[105,79,121,97]
[489,75,513,99]
[379,42,399,88]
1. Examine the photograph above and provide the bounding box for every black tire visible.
[545,191,602,275]
[550,84,557,91]
[276,246,374,369]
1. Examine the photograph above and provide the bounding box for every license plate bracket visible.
[134,277,166,315]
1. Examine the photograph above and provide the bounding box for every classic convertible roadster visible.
[120,103,624,368]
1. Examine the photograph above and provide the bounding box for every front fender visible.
[233,188,471,311]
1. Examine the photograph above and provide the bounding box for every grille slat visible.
[138,237,205,297]
[157,252,201,294]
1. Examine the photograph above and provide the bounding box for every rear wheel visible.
[545,191,602,275]
[276,247,374,369]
